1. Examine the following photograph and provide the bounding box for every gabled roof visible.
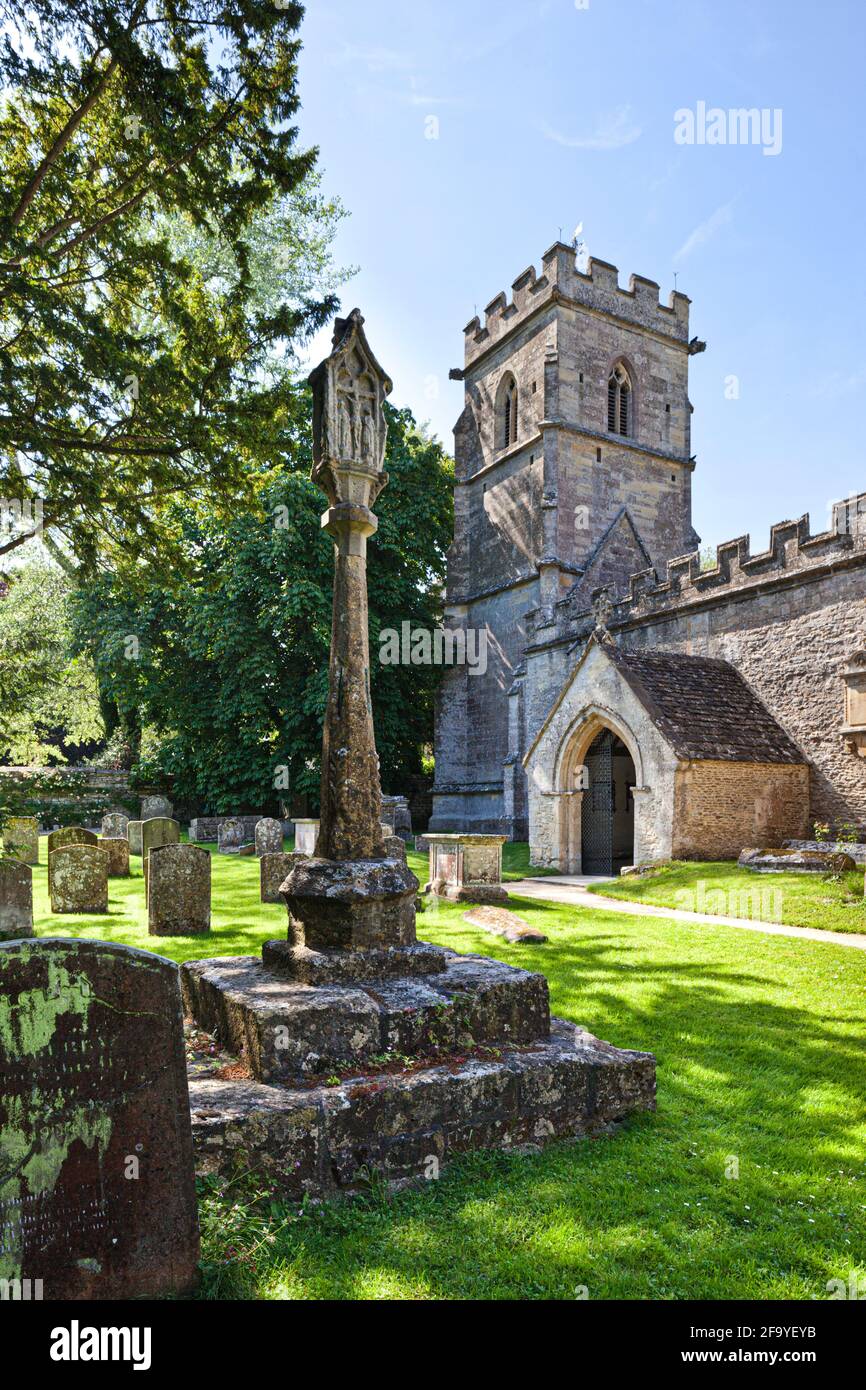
[605,642,804,764]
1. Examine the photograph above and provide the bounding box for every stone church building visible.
[430,241,866,871]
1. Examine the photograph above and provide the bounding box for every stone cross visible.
[308,309,392,862]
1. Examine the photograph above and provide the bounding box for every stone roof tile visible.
[606,644,804,763]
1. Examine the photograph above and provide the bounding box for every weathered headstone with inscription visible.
[260,851,303,904]
[98,836,130,878]
[141,794,173,821]
[127,820,143,856]
[218,817,247,853]
[0,860,33,939]
[141,817,181,892]
[0,937,200,1299]
[49,845,109,914]
[148,844,211,936]
[46,825,97,857]
[255,818,283,857]
[2,817,39,865]
[101,812,130,839]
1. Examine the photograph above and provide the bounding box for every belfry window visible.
[607,363,632,437]
[497,374,519,449]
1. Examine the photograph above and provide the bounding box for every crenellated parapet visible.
[528,495,866,646]
[463,242,691,367]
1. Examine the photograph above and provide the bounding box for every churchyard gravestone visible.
[49,844,109,914]
[0,860,33,939]
[2,816,39,865]
[98,836,130,878]
[380,794,412,841]
[0,937,200,1299]
[141,794,173,820]
[101,812,130,839]
[127,820,143,856]
[148,844,211,936]
[141,818,181,893]
[255,818,283,856]
[218,817,247,853]
[260,851,302,904]
[46,825,97,857]
[293,818,319,856]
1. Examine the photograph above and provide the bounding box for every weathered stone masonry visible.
[433,240,866,848]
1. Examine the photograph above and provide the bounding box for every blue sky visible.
[296,0,866,554]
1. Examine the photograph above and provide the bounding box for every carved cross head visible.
[308,309,393,507]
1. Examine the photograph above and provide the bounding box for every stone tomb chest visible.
[425,834,508,904]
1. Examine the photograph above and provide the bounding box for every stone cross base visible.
[188,1020,656,1200]
[180,843,656,1199]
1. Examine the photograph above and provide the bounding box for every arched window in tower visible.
[607,363,632,437]
[497,373,518,449]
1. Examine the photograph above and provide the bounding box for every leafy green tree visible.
[71,399,454,811]
[0,0,335,572]
[0,559,103,763]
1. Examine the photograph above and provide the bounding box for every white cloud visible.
[539,107,642,152]
[673,198,737,261]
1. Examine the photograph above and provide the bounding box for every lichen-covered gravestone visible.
[0,860,33,939]
[255,818,283,857]
[217,817,246,853]
[127,820,143,856]
[148,845,211,936]
[98,836,130,878]
[2,817,39,865]
[260,851,303,904]
[141,794,173,820]
[101,812,130,839]
[49,845,109,914]
[46,826,97,857]
[141,817,181,893]
[0,937,200,1299]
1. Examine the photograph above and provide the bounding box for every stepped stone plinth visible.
[182,310,655,1197]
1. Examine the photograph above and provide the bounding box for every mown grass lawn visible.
[589,860,866,935]
[24,837,866,1300]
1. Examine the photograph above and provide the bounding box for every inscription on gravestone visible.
[255,818,283,857]
[0,938,199,1298]
[49,845,109,914]
[0,860,33,939]
[148,844,211,936]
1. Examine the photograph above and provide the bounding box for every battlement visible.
[529,493,866,645]
[463,242,691,367]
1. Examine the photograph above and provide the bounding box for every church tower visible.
[430,241,702,839]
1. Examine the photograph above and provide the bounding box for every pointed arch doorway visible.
[580,729,636,875]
